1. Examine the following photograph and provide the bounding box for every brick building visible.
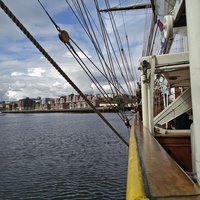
[18,97,34,111]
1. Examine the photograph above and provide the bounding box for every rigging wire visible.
[142,5,148,55]
[81,0,136,100]
[94,0,127,96]
[143,4,154,56]
[39,0,118,106]
[38,0,60,32]
[120,5,138,93]
[38,0,134,125]
[66,0,127,97]
[65,38,128,121]
[0,0,129,146]
[120,5,137,87]
[150,16,159,55]
[95,0,128,96]
[95,0,140,118]
[104,0,134,96]
[38,0,126,121]
[75,0,128,96]
[71,1,136,125]
[110,0,136,95]
[71,1,130,120]
[93,0,124,95]
[66,0,134,122]
[62,0,134,127]
[68,0,137,125]
[93,0,132,117]
[75,0,117,94]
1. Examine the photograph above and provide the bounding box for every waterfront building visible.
[0,101,5,110]
[18,97,34,111]
[41,98,51,105]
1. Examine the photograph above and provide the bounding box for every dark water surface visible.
[0,113,129,199]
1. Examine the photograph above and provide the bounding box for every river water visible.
[0,113,129,199]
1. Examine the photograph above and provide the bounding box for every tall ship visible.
[1,0,200,199]
[126,1,200,199]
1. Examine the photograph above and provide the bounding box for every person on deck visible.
[169,112,193,130]
[175,112,192,129]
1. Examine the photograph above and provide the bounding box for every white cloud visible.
[63,51,91,59]
[11,72,25,77]
[52,82,61,87]
[0,0,147,101]
[28,68,45,77]
[10,68,45,77]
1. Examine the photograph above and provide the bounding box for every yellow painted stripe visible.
[126,119,149,200]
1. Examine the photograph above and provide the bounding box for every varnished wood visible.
[157,197,200,200]
[155,133,192,172]
[134,119,200,199]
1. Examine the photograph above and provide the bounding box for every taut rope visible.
[0,0,129,147]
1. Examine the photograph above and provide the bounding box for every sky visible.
[0,0,149,101]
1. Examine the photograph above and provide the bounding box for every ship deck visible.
[126,117,200,200]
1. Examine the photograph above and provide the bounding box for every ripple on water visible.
[0,113,128,199]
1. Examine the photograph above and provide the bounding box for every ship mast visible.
[99,3,151,12]
[100,2,155,57]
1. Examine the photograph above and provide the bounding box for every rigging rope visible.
[66,0,136,127]
[67,0,126,97]
[93,0,123,95]
[39,0,126,121]
[94,0,133,119]
[38,0,60,32]
[44,0,134,127]
[0,0,129,147]
[72,0,118,93]
[63,38,125,119]
[119,1,139,91]
[70,0,134,98]
[94,1,123,94]
[102,0,136,97]
[66,0,134,123]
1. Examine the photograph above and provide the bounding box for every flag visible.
[156,19,164,32]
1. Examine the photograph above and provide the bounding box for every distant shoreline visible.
[1,107,117,114]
